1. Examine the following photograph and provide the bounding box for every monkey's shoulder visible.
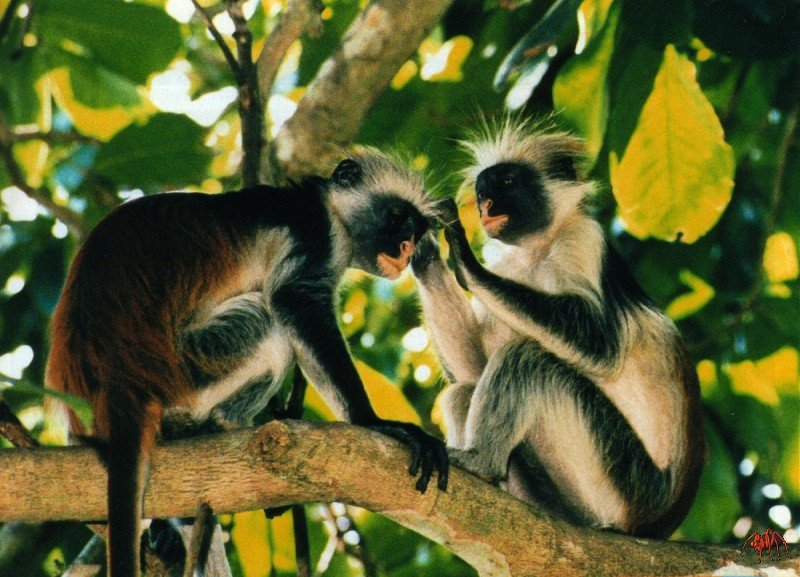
[87,180,332,247]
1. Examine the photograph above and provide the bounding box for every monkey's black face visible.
[332,157,431,279]
[475,162,553,244]
[350,195,430,279]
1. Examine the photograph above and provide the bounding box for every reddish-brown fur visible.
[46,197,242,439]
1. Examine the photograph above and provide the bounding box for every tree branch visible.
[0,421,795,577]
[190,0,241,80]
[0,117,88,241]
[273,0,455,181]
[0,397,37,449]
[255,0,322,185]
[226,0,264,188]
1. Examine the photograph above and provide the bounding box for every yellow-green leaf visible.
[553,0,619,162]
[304,360,420,424]
[609,45,734,243]
[269,512,296,571]
[49,68,153,141]
[230,510,270,577]
[723,347,798,406]
[420,36,473,82]
[359,361,421,424]
[764,231,799,283]
[665,269,715,320]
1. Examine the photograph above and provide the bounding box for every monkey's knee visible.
[178,293,272,384]
[439,384,475,449]
[448,447,505,484]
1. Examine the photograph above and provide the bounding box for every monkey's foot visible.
[447,448,504,485]
[365,420,449,493]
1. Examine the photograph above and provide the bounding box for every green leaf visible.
[1,382,93,431]
[36,0,182,85]
[676,415,740,542]
[0,48,46,125]
[609,45,735,243]
[552,0,619,163]
[94,114,212,187]
[48,48,142,109]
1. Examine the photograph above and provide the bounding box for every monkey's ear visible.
[549,139,584,181]
[550,154,577,181]
[332,159,363,187]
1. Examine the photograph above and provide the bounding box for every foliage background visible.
[0,0,797,575]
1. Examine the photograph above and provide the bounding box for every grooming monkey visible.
[412,120,704,537]
[46,150,448,577]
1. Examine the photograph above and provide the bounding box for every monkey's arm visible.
[271,279,448,492]
[439,201,616,369]
[411,234,487,384]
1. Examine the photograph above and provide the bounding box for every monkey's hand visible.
[448,448,505,486]
[410,232,444,277]
[438,198,486,291]
[364,420,449,493]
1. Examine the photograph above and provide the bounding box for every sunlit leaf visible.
[342,288,367,336]
[13,140,49,188]
[609,45,735,243]
[49,69,151,141]
[420,36,473,83]
[552,0,618,162]
[665,269,715,320]
[269,512,296,571]
[36,0,182,85]
[359,360,421,424]
[230,510,270,577]
[696,359,718,397]
[724,344,799,401]
[764,231,799,283]
[391,60,419,90]
[756,347,799,395]
[304,360,420,424]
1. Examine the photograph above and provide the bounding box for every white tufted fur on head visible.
[458,115,596,227]
[328,146,440,223]
[459,115,586,184]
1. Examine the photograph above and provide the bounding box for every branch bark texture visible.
[273,0,455,181]
[1,421,795,577]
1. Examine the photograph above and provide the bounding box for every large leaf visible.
[36,0,182,85]
[609,45,735,243]
[94,114,211,187]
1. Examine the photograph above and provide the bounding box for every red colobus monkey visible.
[46,150,448,577]
[411,119,704,537]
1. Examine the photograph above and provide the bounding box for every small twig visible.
[184,502,215,577]
[190,0,241,81]
[255,0,322,185]
[0,396,38,449]
[62,534,104,577]
[227,0,263,188]
[0,116,87,240]
[9,130,100,145]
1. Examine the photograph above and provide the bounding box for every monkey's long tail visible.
[106,401,160,577]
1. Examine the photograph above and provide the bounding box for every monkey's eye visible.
[499,175,514,187]
[388,207,405,228]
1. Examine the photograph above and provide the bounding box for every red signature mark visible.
[740,528,791,563]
